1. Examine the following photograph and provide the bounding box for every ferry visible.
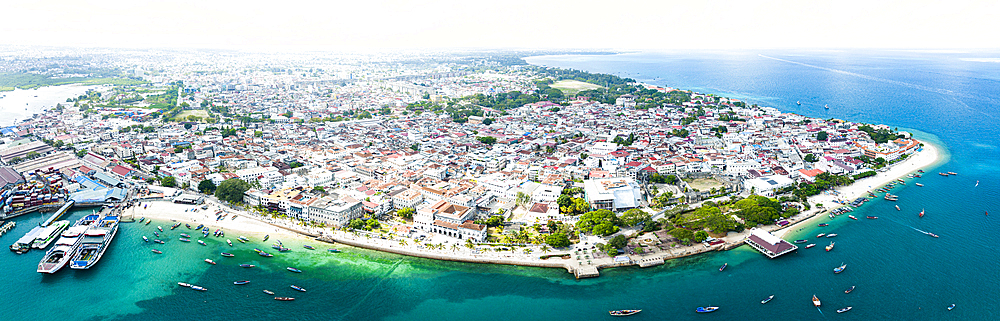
[866,216,878,219]
[794,239,808,244]
[848,215,857,220]
[152,249,162,254]
[197,240,207,246]
[826,234,838,238]
[205,259,216,265]
[608,310,640,316]
[221,252,234,257]
[696,307,719,313]
[816,233,825,238]
[826,242,835,251]
[263,290,275,295]
[153,239,164,244]
[178,282,191,287]
[287,267,303,273]
[845,286,855,294]
[837,307,852,313]
[813,295,821,307]
[290,285,306,292]
[36,225,90,273]
[233,280,251,285]
[805,244,816,249]
[303,245,315,250]
[240,264,256,268]
[818,223,828,227]
[948,304,956,311]
[190,286,207,291]
[227,239,232,246]
[834,263,847,274]
[761,295,774,304]
[31,220,70,249]
[180,233,191,238]
[275,297,295,301]
[70,215,120,270]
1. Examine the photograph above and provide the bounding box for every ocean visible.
[4,50,1000,320]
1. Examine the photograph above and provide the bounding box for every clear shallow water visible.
[5,51,1000,320]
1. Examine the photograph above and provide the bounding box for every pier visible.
[0,221,14,237]
[41,201,74,227]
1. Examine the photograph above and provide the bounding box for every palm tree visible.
[540,245,551,253]
[398,239,408,246]
[451,244,459,252]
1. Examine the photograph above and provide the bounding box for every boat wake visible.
[885,218,935,236]
[817,307,824,315]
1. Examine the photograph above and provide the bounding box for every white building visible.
[583,177,644,212]
[743,175,794,197]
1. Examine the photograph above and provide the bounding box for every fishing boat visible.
[180,233,191,238]
[263,235,269,242]
[328,248,341,253]
[797,101,801,105]
[696,307,719,313]
[920,209,925,218]
[221,252,234,257]
[157,226,163,232]
[179,238,191,242]
[608,310,640,316]
[826,242,835,252]
[818,223,828,227]
[69,215,120,270]
[928,233,939,238]
[939,172,949,176]
[145,220,150,225]
[824,104,829,109]
[761,295,774,304]
[178,282,191,287]
[195,224,203,230]
[866,216,878,219]
[152,249,162,254]
[834,263,847,274]
[275,297,295,301]
[915,183,924,187]
[253,248,262,253]
[240,264,255,268]
[812,295,821,307]
[845,286,855,294]
[290,285,306,292]
[191,286,207,291]
[303,245,315,250]
[948,304,955,311]
[142,236,149,242]
[138,217,145,223]
[837,307,852,313]
[238,236,249,243]
[826,233,838,238]
[154,232,159,237]
[259,252,273,257]
[263,290,274,295]
[816,233,826,238]
[287,267,303,273]
[197,240,207,246]
[794,239,808,244]
[204,259,216,265]
[185,224,191,229]
[153,239,164,244]
[805,244,816,249]
[948,171,957,175]
[848,215,857,220]
[227,239,232,246]
[233,280,251,285]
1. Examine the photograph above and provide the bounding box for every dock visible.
[0,221,14,237]
[41,200,74,227]
[574,266,600,278]
[637,257,665,267]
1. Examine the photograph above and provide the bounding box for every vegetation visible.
[575,209,621,236]
[197,180,217,194]
[858,125,904,144]
[215,178,251,204]
[790,172,854,201]
[545,232,571,248]
[556,194,590,215]
[397,207,415,219]
[161,176,177,187]
[852,170,877,180]
[0,72,146,91]
[476,136,497,145]
[816,131,829,141]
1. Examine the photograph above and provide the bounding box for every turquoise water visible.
[5,51,1000,320]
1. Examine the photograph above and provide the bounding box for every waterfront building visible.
[744,228,797,258]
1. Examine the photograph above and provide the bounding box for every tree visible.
[804,153,819,162]
[592,222,619,236]
[608,234,627,250]
[215,178,251,204]
[197,180,216,194]
[161,176,177,187]
[816,131,828,141]
[545,232,571,248]
[184,123,193,130]
[288,161,303,168]
[620,209,651,226]
[476,136,497,145]
[693,230,709,242]
[670,228,693,241]
[482,118,495,125]
[397,207,415,219]
[485,216,504,227]
[76,149,88,158]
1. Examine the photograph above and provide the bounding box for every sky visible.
[2,0,999,51]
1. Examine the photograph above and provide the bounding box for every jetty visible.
[41,200,74,227]
[0,220,14,236]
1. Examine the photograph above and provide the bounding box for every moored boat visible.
[263,235,269,242]
[69,215,120,270]
[812,295,821,307]
[826,233,838,238]
[152,249,162,254]
[197,240,207,246]
[179,238,190,242]
[805,244,816,249]
[290,285,306,292]
[142,236,148,242]
[794,239,808,244]
[916,183,924,187]
[866,216,878,219]
[180,233,191,238]
[761,295,774,304]
[178,282,191,287]
[818,223,828,227]
[157,226,163,232]
[845,286,855,294]
[238,236,248,243]
[233,280,251,285]
[848,215,857,220]
[190,286,207,291]
[221,252,234,257]
[695,307,719,313]
[303,245,315,250]
[259,251,273,257]
[920,208,925,218]
[837,307,852,313]
[36,224,89,274]
[816,233,825,238]
[328,248,341,253]
[719,263,727,271]
[826,242,835,251]
[31,220,70,250]
[948,304,955,311]
[608,310,640,316]
[264,290,274,295]
[275,297,295,301]
[154,239,164,244]
[205,259,216,265]
[948,171,957,175]
[227,239,232,246]
[287,267,303,273]
[240,264,255,268]
[834,263,847,274]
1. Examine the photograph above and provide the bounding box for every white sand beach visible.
[125,199,301,238]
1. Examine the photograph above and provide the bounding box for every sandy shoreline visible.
[777,138,944,238]
[126,200,304,239]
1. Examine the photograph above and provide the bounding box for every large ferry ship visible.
[37,215,102,273]
[69,215,120,270]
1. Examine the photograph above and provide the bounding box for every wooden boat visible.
[915,183,924,187]
[153,239,164,244]
[142,236,148,242]
[896,205,900,211]
[204,259,216,265]
[191,286,207,291]
[761,295,774,304]
[818,223,828,227]
[180,233,191,238]
[805,244,816,249]
[848,215,857,220]
[948,304,955,311]
[151,249,162,254]
[263,290,274,295]
[233,280,250,285]
[816,233,825,238]
[179,238,190,242]
[695,307,719,313]
[826,242,835,252]
[275,297,295,301]
[834,263,846,274]
[812,295,821,307]
[197,240,207,246]
[328,248,341,253]
[948,172,957,175]
[866,216,878,219]
[609,310,641,316]
[287,267,303,273]
[303,245,315,250]
[227,239,232,246]
[837,307,852,313]
[177,282,191,287]
[221,252,234,257]
[845,286,855,294]
[240,264,255,268]
[290,285,306,292]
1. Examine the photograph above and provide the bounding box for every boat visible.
[221,252,234,257]
[845,286,855,294]
[152,249,162,254]
[179,238,191,242]
[153,239,164,244]
[142,236,149,242]
[837,307,852,313]
[948,304,955,311]
[895,205,900,211]
[171,223,181,230]
[275,297,295,301]
[185,224,191,229]
[191,286,207,291]
[240,264,255,268]
[195,224,203,230]
[238,236,248,243]
[303,245,315,250]
[920,208,925,218]
[794,239,808,244]
[848,215,857,220]
[253,248,262,253]
[154,232,159,237]
[812,295,821,307]
[233,280,251,285]
[197,240,207,246]
[761,295,774,304]
[259,252,273,257]
[834,263,847,274]
[290,285,306,292]
[818,223,828,227]
[824,104,829,109]
[69,215,120,270]
[328,248,341,253]
[826,242,835,251]
[695,307,719,313]
[826,234,838,238]
[805,244,816,249]
[928,233,939,238]
[31,220,70,249]
[145,220,150,225]
[157,226,163,232]
[263,235,269,242]
[227,239,232,247]
[205,259,216,265]
[263,290,275,295]
[866,216,878,219]
[916,183,924,187]
[948,171,957,175]
[816,233,825,238]
[180,233,191,238]
[36,224,90,273]
[287,267,303,273]
[608,310,640,316]
[178,282,191,287]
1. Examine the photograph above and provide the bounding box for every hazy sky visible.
[2,0,999,50]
